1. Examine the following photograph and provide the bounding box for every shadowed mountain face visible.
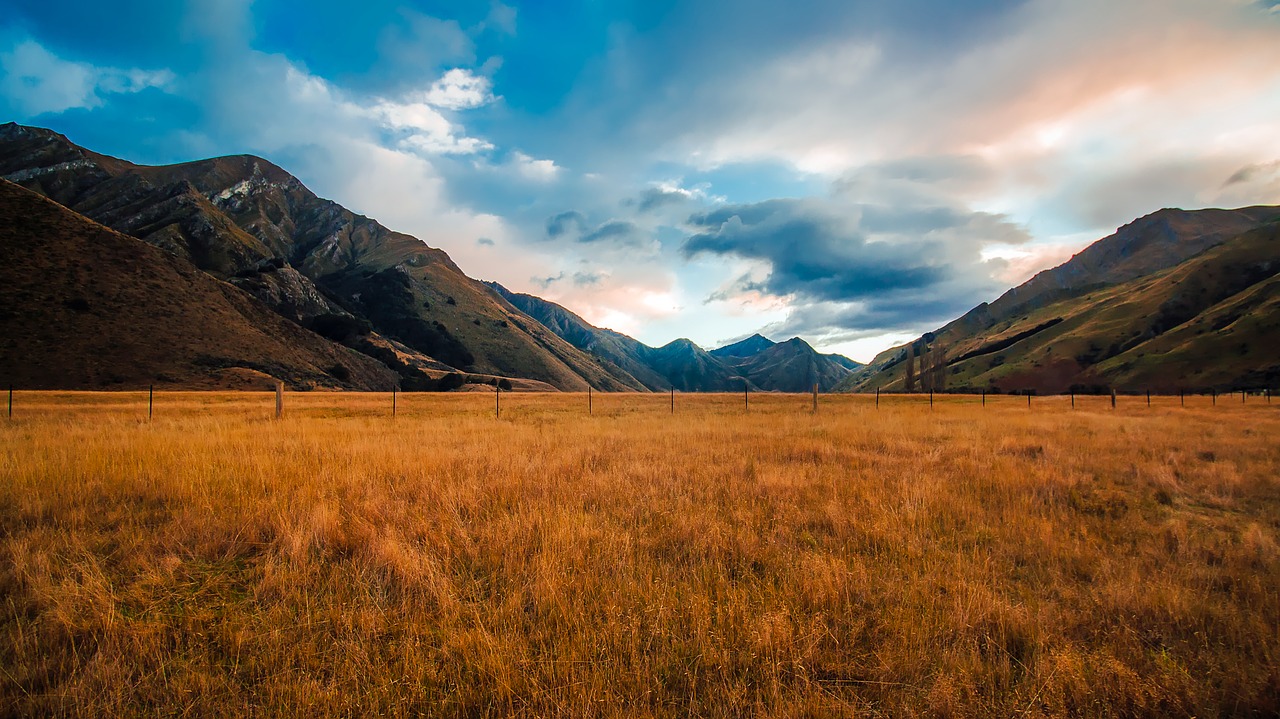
[840,206,1280,394]
[492,286,859,392]
[709,334,776,359]
[490,283,669,390]
[0,179,398,390]
[0,122,644,391]
[491,284,749,391]
[715,337,860,393]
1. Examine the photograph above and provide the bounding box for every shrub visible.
[436,373,467,391]
[307,314,373,342]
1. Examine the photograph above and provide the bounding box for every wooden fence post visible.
[1111,389,1116,409]
[393,388,397,417]
[671,387,674,414]
[930,390,933,409]
[149,384,154,420]
[7,384,11,420]
[1071,392,1075,409]
[981,390,985,407]
[744,380,749,412]
[876,387,880,409]
[1027,392,1031,409]
[275,381,283,420]
[495,383,500,419]
[1212,391,1216,406]
[812,383,818,414]
[1147,390,1150,407]
[588,385,592,415]
[1180,390,1184,407]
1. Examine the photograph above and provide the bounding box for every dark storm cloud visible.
[544,211,650,248]
[546,210,586,238]
[580,219,642,245]
[763,294,984,335]
[572,271,604,287]
[635,187,692,213]
[683,196,1024,332]
[1223,161,1280,187]
[683,198,1013,302]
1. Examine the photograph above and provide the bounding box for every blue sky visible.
[3,0,1280,361]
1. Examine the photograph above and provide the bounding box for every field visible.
[2,391,1278,717]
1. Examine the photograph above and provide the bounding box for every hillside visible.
[709,334,777,359]
[714,337,858,392]
[490,283,668,390]
[0,179,397,390]
[840,207,1280,394]
[491,283,755,391]
[0,122,644,391]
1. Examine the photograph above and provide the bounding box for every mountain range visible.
[837,205,1280,394]
[4,122,1276,394]
[0,122,858,392]
[491,284,860,391]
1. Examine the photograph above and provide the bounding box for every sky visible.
[3,0,1280,362]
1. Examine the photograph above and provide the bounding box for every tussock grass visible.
[2,392,1278,717]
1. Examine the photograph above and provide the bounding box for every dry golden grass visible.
[2,391,1278,717]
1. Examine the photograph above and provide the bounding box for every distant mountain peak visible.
[710,333,776,359]
[777,336,813,350]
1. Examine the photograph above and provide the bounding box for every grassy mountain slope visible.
[488,283,662,390]
[840,209,1280,394]
[0,123,639,391]
[0,179,397,390]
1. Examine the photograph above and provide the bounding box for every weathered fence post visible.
[981,390,985,407]
[1180,390,1184,407]
[1111,389,1116,409]
[7,384,11,420]
[1071,392,1075,409]
[275,381,283,420]
[930,390,934,409]
[671,387,674,414]
[1146,390,1150,407]
[495,383,500,419]
[149,384,154,420]
[876,387,880,409]
[1241,390,1245,405]
[744,379,749,412]
[588,385,592,415]
[1212,391,1217,406]
[1027,392,1031,409]
[812,383,818,414]
[393,388,397,417]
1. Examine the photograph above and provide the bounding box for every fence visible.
[3,383,1275,422]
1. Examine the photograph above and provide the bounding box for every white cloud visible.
[424,68,496,110]
[510,151,560,181]
[0,39,172,116]
[374,98,495,155]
